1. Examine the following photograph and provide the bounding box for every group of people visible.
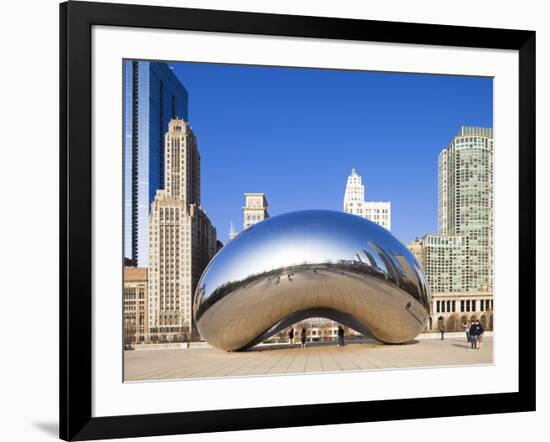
[465,320,485,350]
[287,327,307,348]
[287,325,346,348]
[286,321,485,350]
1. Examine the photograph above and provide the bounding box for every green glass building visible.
[424,126,493,293]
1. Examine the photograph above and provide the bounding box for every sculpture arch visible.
[194,210,431,351]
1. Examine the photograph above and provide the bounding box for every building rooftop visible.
[124,267,148,281]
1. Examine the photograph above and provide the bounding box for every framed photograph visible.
[60,1,536,440]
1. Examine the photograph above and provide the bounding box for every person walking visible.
[464,321,471,344]
[469,321,478,350]
[300,327,307,348]
[476,320,485,350]
[439,326,445,340]
[288,327,294,346]
[337,325,345,347]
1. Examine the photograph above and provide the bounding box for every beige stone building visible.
[243,193,269,230]
[123,267,148,344]
[407,238,425,268]
[427,291,493,332]
[148,119,217,343]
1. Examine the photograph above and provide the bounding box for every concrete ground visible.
[124,336,493,382]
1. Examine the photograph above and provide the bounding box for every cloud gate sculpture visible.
[194,210,430,351]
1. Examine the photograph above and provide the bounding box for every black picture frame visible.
[59,1,536,440]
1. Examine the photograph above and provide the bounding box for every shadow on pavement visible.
[451,343,472,349]
[243,338,420,352]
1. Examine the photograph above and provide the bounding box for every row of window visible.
[246,213,265,222]
[435,299,493,313]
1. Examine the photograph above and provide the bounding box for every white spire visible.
[229,221,238,240]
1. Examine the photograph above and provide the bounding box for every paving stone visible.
[124,337,493,381]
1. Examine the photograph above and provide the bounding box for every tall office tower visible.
[424,126,494,293]
[343,168,391,230]
[148,119,217,342]
[124,60,189,266]
[439,126,493,291]
[243,193,269,229]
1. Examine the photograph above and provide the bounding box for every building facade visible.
[427,291,493,332]
[343,168,391,230]
[123,267,148,344]
[243,193,269,229]
[421,234,468,293]
[124,60,189,266]
[407,238,425,268]
[438,126,494,292]
[426,126,494,293]
[148,119,217,342]
[407,127,494,333]
[272,319,363,344]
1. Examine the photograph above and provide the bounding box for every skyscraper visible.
[148,119,217,343]
[343,168,391,230]
[411,126,493,293]
[407,127,493,332]
[124,60,189,266]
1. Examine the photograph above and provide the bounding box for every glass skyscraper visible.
[123,60,189,266]
[422,126,494,293]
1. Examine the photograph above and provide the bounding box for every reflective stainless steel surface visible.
[194,210,430,351]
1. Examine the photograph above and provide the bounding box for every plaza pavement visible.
[124,336,493,382]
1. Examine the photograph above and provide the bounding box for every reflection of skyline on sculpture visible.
[194,210,430,351]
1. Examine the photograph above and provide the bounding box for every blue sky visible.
[168,62,493,245]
